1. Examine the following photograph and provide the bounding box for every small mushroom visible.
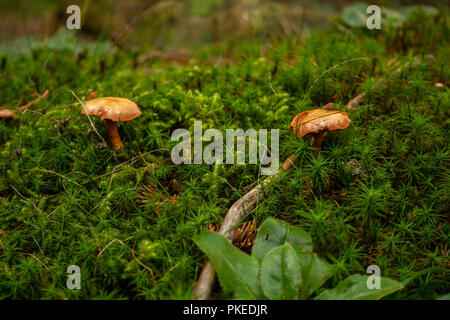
[81,97,141,150]
[0,109,17,119]
[290,109,351,152]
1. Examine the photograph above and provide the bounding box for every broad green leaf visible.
[194,232,263,299]
[437,293,450,300]
[382,8,406,28]
[341,2,369,28]
[294,249,332,299]
[252,218,312,263]
[400,5,439,18]
[260,244,301,300]
[315,275,403,300]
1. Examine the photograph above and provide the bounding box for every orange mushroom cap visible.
[290,109,351,137]
[0,109,17,119]
[81,97,141,122]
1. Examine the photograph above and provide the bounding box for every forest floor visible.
[0,7,448,299]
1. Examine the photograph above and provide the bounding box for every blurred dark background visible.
[0,0,447,50]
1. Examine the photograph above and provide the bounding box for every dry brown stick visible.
[132,245,157,287]
[346,79,385,110]
[192,154,297,300]
[25,168,84,188]
[19,89,49,110]
[0,90,49,119]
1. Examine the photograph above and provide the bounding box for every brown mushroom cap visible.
[290,109,351,137]
[81,97,141,122]
[0,109,17,119]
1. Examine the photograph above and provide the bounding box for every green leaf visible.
[400,5,439,19]
[315,275,403,300]
[260,244,301,300]
[294,249,332,299]
[252,217,312,263]
[381,8,406,28]
[437,293,450,300]
[341,2,369,28]
[193,232,263,299]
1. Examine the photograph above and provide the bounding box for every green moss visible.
[0,8,448,299]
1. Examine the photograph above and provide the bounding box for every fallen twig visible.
[132,245,157,287]
[9,184,42,214]
[346,79,385,110]
[0,90,49,119]
[192,154,297,300]
[19,89,49,110]
[98,239,125,258]
[26,168,84,188]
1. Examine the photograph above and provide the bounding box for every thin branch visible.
[23,253,50,270]
[268,72,277,95]
[9,184,42,214]
[310,57,369,92]
[25,168,84,188]
[98,239,125,258]
[192,154,297,300]
[132,245,157,287]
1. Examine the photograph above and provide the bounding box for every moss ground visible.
[0,9,448,299]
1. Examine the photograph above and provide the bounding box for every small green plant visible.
[194,218,404,300]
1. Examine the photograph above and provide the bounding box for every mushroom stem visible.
[310,131,327,154]
[105,119,123,150]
